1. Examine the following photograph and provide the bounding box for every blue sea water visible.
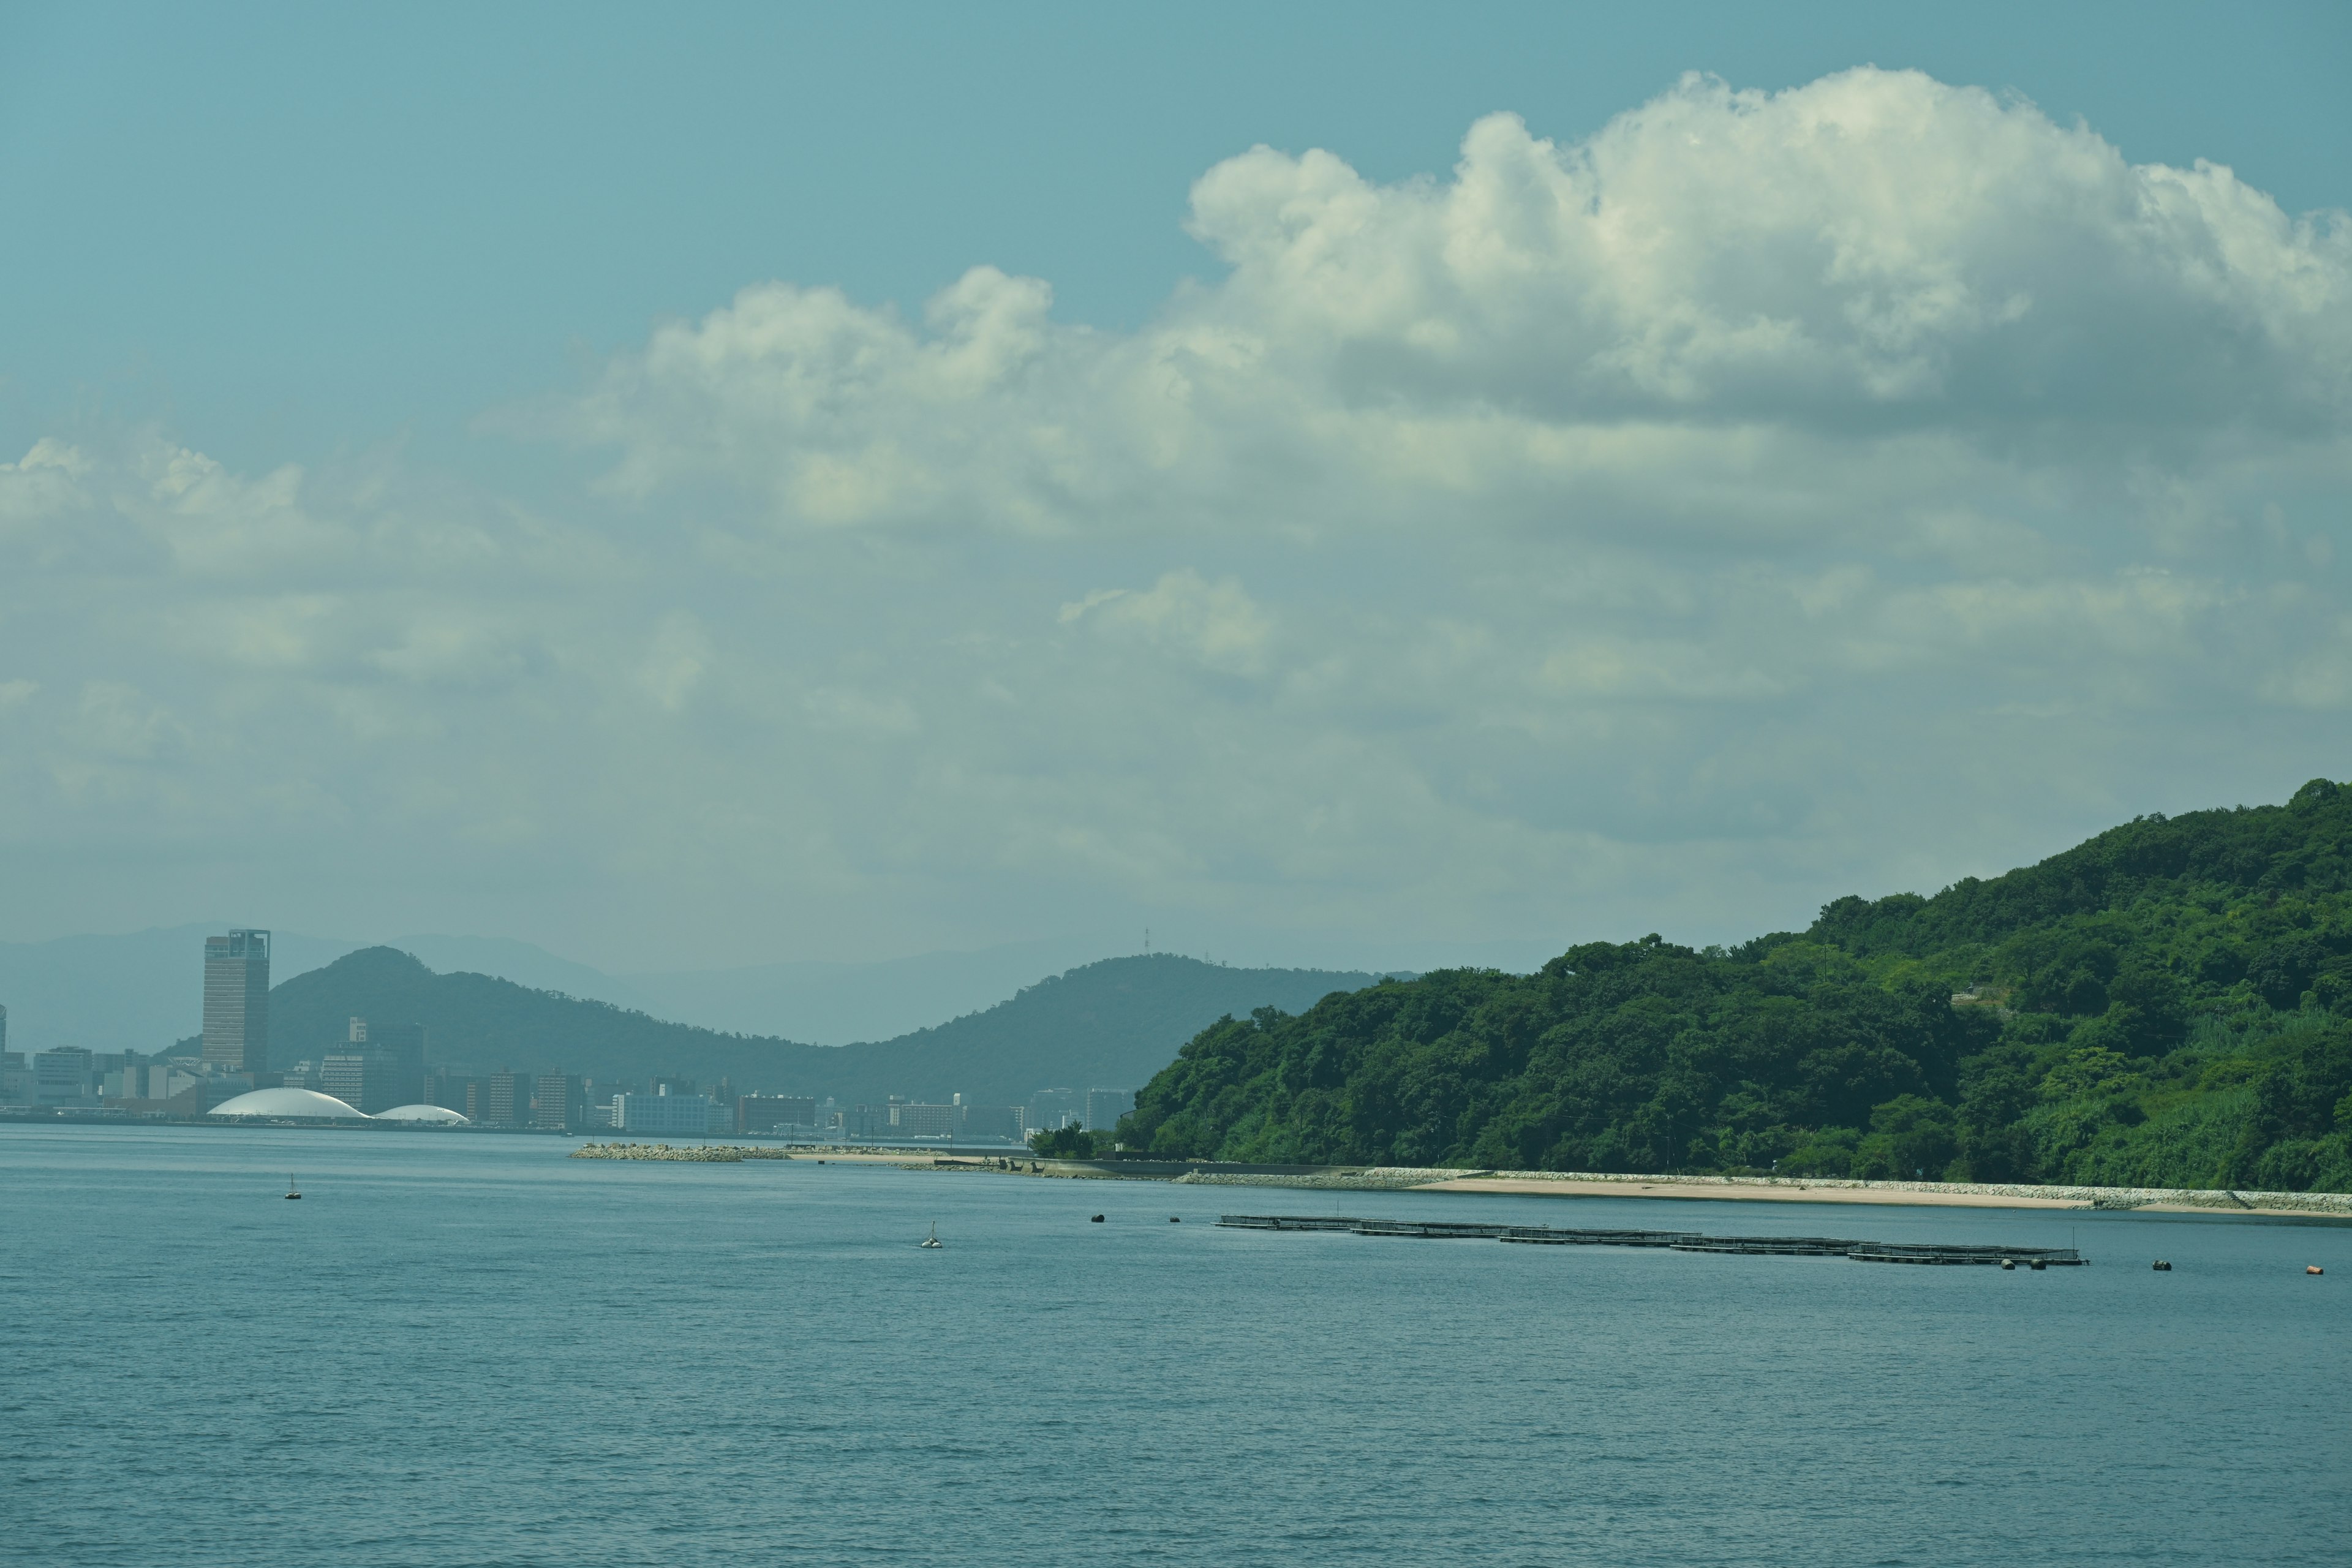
[3,1125,2346,1567]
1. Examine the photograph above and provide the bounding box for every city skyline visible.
[1,924,1134,1138]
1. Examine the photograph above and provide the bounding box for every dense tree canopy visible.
[1121,780,2352,1192]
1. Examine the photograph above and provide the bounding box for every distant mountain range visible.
[252,947,1391,1106]
[0,924,1525,1054]
[0,927,1118,1051]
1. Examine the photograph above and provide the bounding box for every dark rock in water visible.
[2153,1259,2172,1271]
[1090,1213,1104,1223]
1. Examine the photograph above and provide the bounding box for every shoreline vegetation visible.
[1107,780,2352,1196]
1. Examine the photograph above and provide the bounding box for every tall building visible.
[202,929,271,1073]
[532,1074,581,1131]
[1084,1088,1134,1133]
[323,1017,428,1114]
[427,1068,482,1114]
[372,1022,427,1108]
[486,1071,528,1127]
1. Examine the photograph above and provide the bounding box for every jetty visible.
[1218,1215,2083,1265]
[570,1142,799,1163]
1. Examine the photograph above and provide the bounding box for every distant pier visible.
[1217,1215,2084,1265]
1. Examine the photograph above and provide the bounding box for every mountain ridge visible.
[257,951,1390,1107]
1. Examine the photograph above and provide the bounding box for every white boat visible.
[919,1223,941,1249]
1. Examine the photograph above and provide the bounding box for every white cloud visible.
[2,68,2348,969]
[568,68,2348,550]
[1064,570,1275,677]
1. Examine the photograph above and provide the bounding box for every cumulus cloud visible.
[3,68,2348,968]
[569,68,2348,547]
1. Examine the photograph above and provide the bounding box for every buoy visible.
[2000,1258,2015,1270]
[2152,1259,2171,1271]
[1090,1213,1105,1223]
[2310,1265,2325,1275]
[2030,1259,2046,1270]
[1169,1216,1182,1223]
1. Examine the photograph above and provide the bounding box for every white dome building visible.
[375,1104,469,1124]
[209,1087,370,1120]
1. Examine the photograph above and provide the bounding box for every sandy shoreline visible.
[1420,1177,2092,1210]
[562,1143,2351,1219]
[1155,1166,2352,1219]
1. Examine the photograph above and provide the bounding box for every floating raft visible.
[1846,1241,2083,1265]
[1218,1215,2083,1265]
[1502,1226,1699,1248]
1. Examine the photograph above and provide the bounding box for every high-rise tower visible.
[202,929,271,1072]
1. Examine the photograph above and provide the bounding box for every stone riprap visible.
[570,1142,794,1162]
[1172,1168,1465,1190]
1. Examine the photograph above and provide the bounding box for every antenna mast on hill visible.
[1144,927,1150,954]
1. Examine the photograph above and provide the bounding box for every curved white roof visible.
[209,1087,370,1120]
[375,1103,469,1124]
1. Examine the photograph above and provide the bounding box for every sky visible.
[1,1,2348,974]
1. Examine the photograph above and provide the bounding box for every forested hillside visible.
[254,949,1381,1107]
[1121,779,2352,1192]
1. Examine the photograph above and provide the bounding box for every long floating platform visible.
[1217,1215,2084,1265]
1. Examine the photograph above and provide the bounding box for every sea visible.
[4,1124,2346,1567]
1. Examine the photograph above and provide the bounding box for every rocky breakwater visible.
[569,1142,799,1163]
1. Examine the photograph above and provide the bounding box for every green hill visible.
[257,950,1384,1107]
[1120,778,2352,1193]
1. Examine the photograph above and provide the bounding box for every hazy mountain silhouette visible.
[258,948,1392,1106]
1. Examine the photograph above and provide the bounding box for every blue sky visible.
[2,2,2348,971]
[7,1,2345,466]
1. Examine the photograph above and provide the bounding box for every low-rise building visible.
[959,1104,1028,1141]
[888,1101,958,1137]
[738,1095,817,1134]
[1028,1087,1082,1131]
[611,1090,716,1136]
[33,1047,97,1106]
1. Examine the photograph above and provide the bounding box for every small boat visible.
[284,1176,301,1200]
[919,1223,941,1249]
